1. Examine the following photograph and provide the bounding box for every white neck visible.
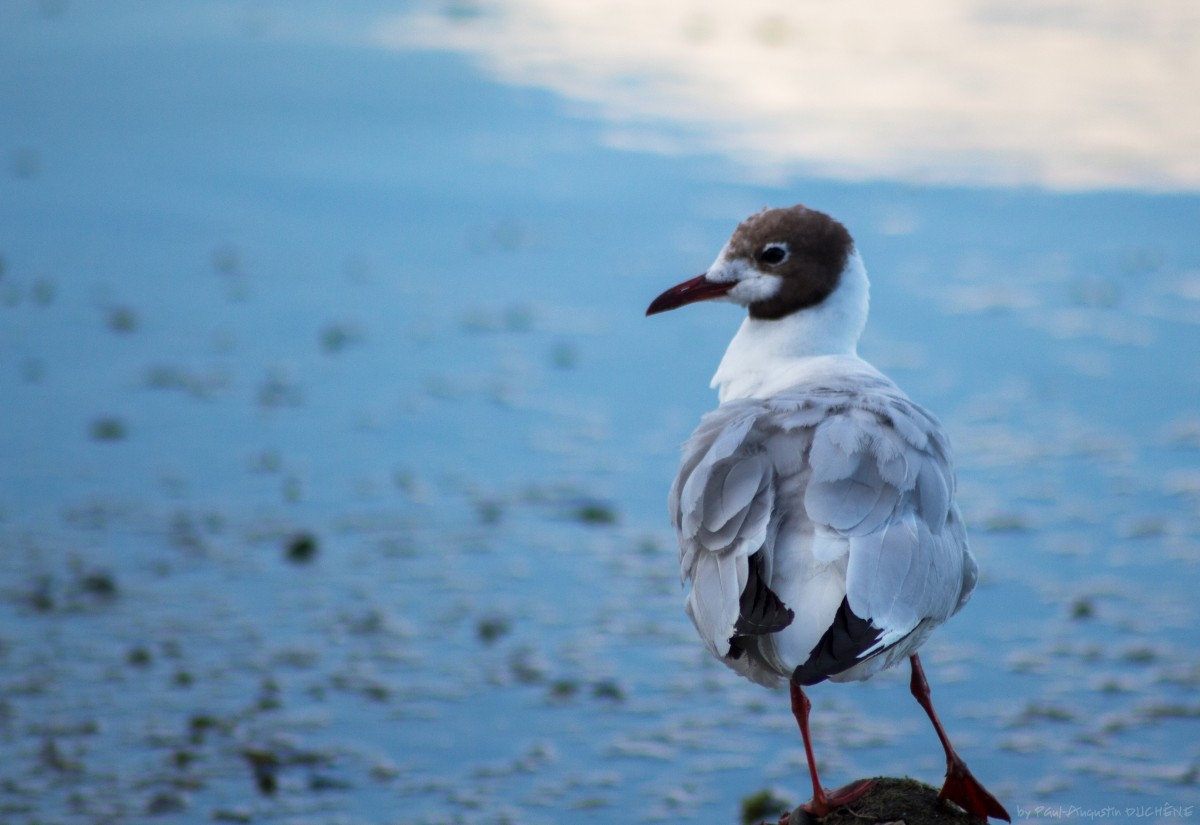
[711,250,872,402]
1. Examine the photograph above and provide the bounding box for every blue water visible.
[2,4,1198,824]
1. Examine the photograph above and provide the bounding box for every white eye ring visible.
[758,243,789,266]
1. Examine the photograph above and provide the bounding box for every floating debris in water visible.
[90,416,127,442]
[308,773,351,792]
[143,364,231,399]
[1119,645,1161,664]
[461,303,535,333]
[241,743,337,798]
[476,614,512,644]
[1140,701,1200,720]
[21,568,120,613]
[78,570,118,600]
[573,502,618,526]
[508,645,548,684]
[248,448,283,473]
[591,679,625,702]
[241,748,279,796]
[1014,701,1076,725]
[257,366,304,408]
[38,737,81,773]
[126,646,153,666]
[144,790,187,816]
[107,305,139,333]
[285,531,319,564]
[255,678,282,712]
[476,498,504,525]
[27,575,55,612]
[549,679,581,700]
[320,321,362,354]
[977,511,1032,533]
[188,713,231,744]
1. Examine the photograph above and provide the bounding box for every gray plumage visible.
[671,369,977,688]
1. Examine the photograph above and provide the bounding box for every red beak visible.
[645,274,733,316]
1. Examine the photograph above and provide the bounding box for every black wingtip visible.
[791,597,887,686]
[732,551,795,638]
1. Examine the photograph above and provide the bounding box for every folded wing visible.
[672,377,975,685]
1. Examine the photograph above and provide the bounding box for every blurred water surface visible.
[1,2,1198,824]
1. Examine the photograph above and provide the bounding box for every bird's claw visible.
[798,777,876,819]
[938,756,1011,822]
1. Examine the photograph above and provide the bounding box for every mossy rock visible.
[774,778,985,825]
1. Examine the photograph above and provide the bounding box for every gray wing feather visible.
[696,454,773,553]
[804,457,889,534]
[674,405,776,655]
[916,462,950,533]
[705,454,766,532]
[684,550,746,659]
[677,413,756,535]
[803,396,967,648]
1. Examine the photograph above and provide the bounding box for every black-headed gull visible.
[646,205,1009,822]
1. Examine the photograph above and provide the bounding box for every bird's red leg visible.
[786,681,875,820]
[908,654,1011,822]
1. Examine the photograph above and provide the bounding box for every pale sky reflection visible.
[375,0,1200,191]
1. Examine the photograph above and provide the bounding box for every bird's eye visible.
[759,243,789,266]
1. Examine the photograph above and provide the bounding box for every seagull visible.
[646,205,1009,822]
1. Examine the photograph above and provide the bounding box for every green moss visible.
[90,417,127,442]
[549,679,580,699]
[476,614,512,644]
[320,322,360,353]
[741,788,792,825]
[778,777,986,824]
[476,499,504,525]
[575,502,618,526]
[1070,597,1095,619]
[108,305,138,333]
[78,570,118,599]
[241,748,279,796]
[127,646,153,667]
[591,679,626,702]
[145,791,187,815]
[979,513,1030,533]
[285,531,319,564]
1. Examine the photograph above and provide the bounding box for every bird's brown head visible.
[646,205,854,320]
